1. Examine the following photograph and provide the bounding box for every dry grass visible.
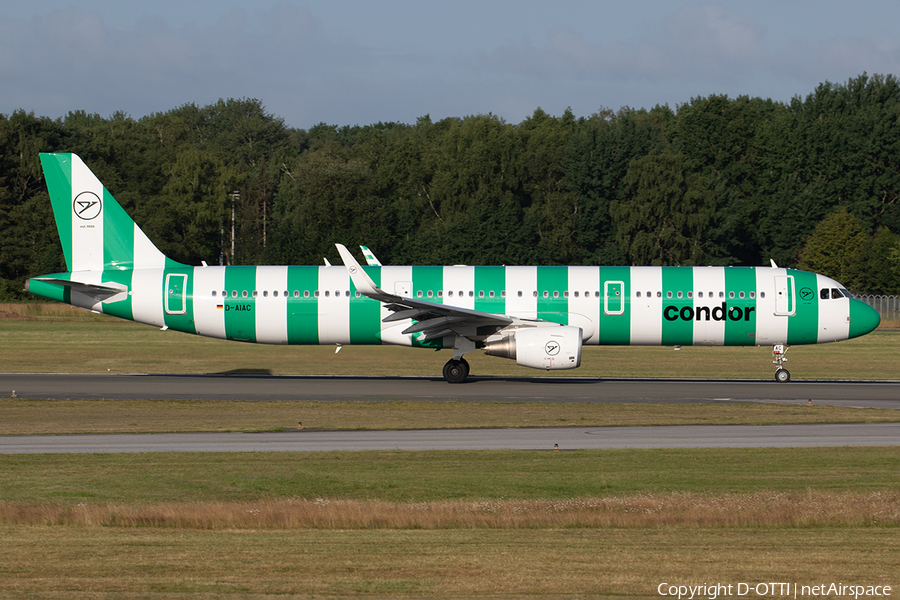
[2,398,899,435]
[1,526,897,598]
[2,491,897,530]
[0,303,110,321]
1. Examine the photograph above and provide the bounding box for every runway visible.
[2,374,898,453]
[2,373,900,408]
[3,423,899,454]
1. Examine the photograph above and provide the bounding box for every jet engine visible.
[483,326,582,370]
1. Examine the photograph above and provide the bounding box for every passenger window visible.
[666,291,673,299]
[697,291,703,298]
[635,291,640,298]
[739,291,744,299]
[212,290,217,297]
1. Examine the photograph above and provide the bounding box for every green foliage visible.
[856,227,900,294]
[612,149,715,265]
[2,75,900,293]
[798,208,867,286]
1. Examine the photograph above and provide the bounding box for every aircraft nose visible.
[849,299,881,338]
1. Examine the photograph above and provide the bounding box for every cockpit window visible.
[821,288,853,300]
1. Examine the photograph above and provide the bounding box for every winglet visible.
[335,243,384,298]
[360,245,383,266]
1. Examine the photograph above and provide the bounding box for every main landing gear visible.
[443,358,470,384]
[772,344,790,383]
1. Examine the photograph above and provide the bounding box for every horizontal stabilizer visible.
[30,277,128,303]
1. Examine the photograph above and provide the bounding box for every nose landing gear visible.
[773,344,790,382]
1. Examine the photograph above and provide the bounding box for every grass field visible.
[1,303,899,380]
[3,398,900,435]
[1,449,898,597]
[1,304,898,598]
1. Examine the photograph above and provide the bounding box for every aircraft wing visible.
[335,244,512,341]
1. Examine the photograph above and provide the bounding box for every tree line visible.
[2,73,900,301]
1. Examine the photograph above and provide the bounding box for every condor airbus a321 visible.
[27,153,880,383]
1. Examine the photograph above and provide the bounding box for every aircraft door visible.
[774,275,795,316]
[165,273,187,315]
[604,281,624,315]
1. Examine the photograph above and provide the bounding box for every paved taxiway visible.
[2,374,897,453]
[2,373,899,408]
[3,423,899,454]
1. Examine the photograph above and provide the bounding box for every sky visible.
[3,1,900,129]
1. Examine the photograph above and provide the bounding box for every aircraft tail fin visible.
[40,153,175,272]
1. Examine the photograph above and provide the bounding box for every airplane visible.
[26,153,881,383]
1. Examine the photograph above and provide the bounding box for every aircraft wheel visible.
[443,358,470,383]
[775,368,791,383]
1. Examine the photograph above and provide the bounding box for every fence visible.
[854,294,900,323]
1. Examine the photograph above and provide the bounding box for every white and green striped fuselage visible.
[26,153,882,382]
[28,263,877,347]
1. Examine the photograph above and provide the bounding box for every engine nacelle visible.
[483,326,582,370]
